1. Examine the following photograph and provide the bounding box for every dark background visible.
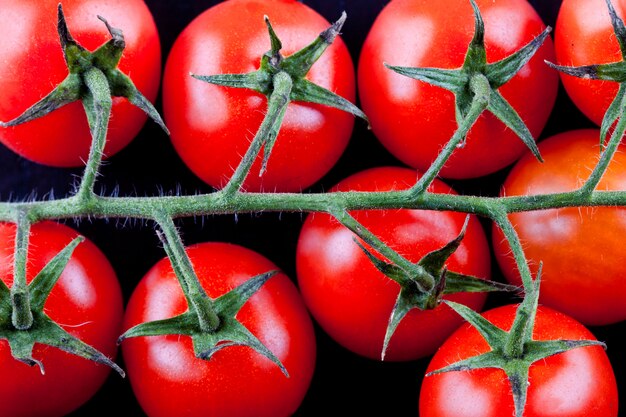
[2,0,623,415]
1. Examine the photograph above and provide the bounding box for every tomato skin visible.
[0,0,161,167]
[493,129,626,325]
[419,304,618,417]
[122,242,316,417]
[555,0,625,126]
[162,0,355,192]
[357,0,558,179]
[296,166,491,361]
[0,221,123,417]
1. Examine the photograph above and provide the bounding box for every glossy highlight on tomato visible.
[493,129,626,325]
[358,0,558,179]
[122,242,316,417]
[554,0,626,126]
[0,221,123,417]
[0,0,161,167]
[162,0,356,192]
[296,166,491,361]
[419,304,618,417]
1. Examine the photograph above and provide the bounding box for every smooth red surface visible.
[420,304,618,417]
[0,0,161,166]
[358,0,558,179]
[163,0,356,192]
[555,0,626,126]
[296,166,491,361]
[493,129,626,325]
[0,221,123,417]
[122,242,316,417]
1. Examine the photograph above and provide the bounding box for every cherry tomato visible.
[554,0,626,126]
[493,129,626,325]
[162,0,356,192]
[0,221,123,417]
[122,242,316,417]
[419,304,618,417]
[357,0,558,179]
[295,166,491,361]
[0,0,161,167]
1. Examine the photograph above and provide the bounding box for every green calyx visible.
[192,12,368,177]
[428,270,604,417]
[117,212,288,376]
[546,0,626,148]
[386,0,551,162]
[0,231,124,377]
[0,3,167,135]
[344,213,516,360]
[118,269,287,376]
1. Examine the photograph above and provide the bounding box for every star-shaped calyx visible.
[546,0,626,147]
[0,235,124,376]
[354,216,517,360]
[0,4,167,135]
[191,12,368,177]
[427,269,604,417]
[118,269,287,375]
[385,0,551,160]
[118,213,289,375]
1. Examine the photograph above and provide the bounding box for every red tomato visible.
[357,0,558,179]
[122,242,316,417]
[0,221,123,417]
[555,0,625,126]
[493,129,626,325]
[0,0,161,167]
[162,0,356,192]
[419,304,618,417]
[296,166,491,361]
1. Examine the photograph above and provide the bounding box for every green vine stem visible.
[3,188,626,222]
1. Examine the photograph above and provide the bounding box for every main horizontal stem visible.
[0,188,621,223]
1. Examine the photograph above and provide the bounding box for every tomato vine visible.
[1,0,625,416]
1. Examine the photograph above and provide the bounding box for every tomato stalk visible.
[429,275,605,417]
[191,12,367,195]
[331,207,515,359]
[545,0,626,197]
[387,0,551,195]
[0,221,124,376]
[118,213,288,375]
[0,4,168,200]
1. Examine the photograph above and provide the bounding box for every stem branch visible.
[579,106,626,195]
[410,73,491,197]
[331,207,435,291]
[11,211,33,330]
[491,208,533,292]
[76,68,112,202]
[220,71,293,195]
[153,210,220,333]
